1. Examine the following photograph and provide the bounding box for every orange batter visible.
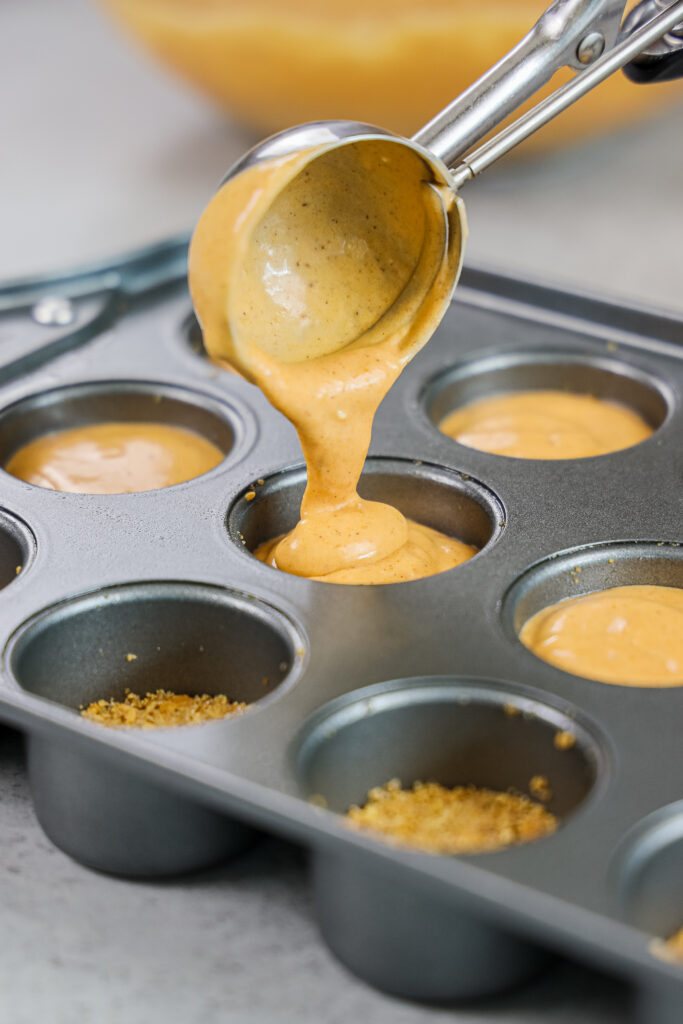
[189,139,475,584]
[441,390,653,459]
[103,0,683,151]
[520,585,683,687]
[5,422,224,493]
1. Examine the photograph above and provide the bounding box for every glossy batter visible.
[189,139,473,584]
[5,422,224,494]
[520,585,683,687]
[440,390,652,459]
[256,521,476,584]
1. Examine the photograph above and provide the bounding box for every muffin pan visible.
[0,241,682,1021]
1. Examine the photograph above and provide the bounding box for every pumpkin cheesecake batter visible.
[520,585,683,687]
[441,390,652,459]
[6,422,224,493]
[190,139,474,584]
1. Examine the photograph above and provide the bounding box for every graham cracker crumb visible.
[554,730,576,750]
[81,689,247,728]
[529,775,553,802]
[346,779,557,855]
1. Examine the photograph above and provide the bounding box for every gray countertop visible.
[1,2,682,1021]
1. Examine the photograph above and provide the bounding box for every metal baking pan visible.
[0,239,681,1022]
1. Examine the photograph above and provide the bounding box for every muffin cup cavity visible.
[296,678,601,822]
[612,801,683,940]
[296,677,601,1001]
[0,509,34,590]
[0,380,242,491]
[503,542,683,682]
[6,581,303,712]
[422,351,669,454]
[5,582,305,877]
[227,457,504,565]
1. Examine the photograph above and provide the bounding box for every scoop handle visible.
[448,0,683,188]
[413,0,627,166]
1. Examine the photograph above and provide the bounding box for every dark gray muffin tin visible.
[0,240,681,1020]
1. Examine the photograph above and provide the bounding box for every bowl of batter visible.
[100,0,683,151]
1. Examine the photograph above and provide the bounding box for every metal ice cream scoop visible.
[205,0,683,365]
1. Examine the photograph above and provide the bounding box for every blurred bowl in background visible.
[101,0,681,153]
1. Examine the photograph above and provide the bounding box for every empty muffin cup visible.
[296,677,601,1001]
[0,380,241,493]
[227,457,504,582]
[6,581,304,876]
[612,802,683,1024]
[0,509,33,590]
[614,801,683,943]
[504,542,683,687]
[423,352,668,459]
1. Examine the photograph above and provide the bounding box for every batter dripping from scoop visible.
[190,138,475,583]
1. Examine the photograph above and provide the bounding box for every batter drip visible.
[190,140,473,584]
[520,584,683,686]
[6,422,224,494]
[441,390,652,459]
